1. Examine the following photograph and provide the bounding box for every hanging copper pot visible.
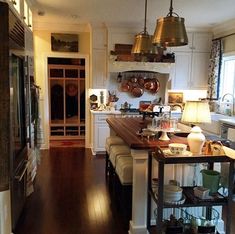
[131,87,144,97]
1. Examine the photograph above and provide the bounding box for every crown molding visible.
[33,21,90,32]
[212,18,235,37]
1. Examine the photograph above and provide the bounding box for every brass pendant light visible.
[131,0,154,54]
[152,0,188,47]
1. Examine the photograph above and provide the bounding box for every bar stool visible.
[105,136,126,176]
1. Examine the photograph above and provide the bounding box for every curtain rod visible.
[213,32,235,41]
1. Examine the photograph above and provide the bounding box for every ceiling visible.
[31,0,235,31]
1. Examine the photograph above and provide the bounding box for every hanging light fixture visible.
[131,0,154,54]
[152,0,188,47]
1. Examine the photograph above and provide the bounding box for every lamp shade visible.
[181,101,211,155]
[181,101,211,124]
[152,16,188,47]
[132,33,155,54]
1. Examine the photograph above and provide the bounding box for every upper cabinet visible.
[8,0,33,30]
[23,0,32,29]
[90,27,107,89]
[170,32,212,90]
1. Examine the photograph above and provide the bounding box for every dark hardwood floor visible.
[12,146,235,234]
[14,147,128,234]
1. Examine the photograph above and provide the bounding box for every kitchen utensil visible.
[131,86,144,97]
[121,81,130,92]
[117,72,122,83]
[130,75,138,83]
[138,76,145,87]
[163,184,183,202]
[144,78,160,93]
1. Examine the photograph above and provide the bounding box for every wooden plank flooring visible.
[12,147,235,234]
[14,148,128,234]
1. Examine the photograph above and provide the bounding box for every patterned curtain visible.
[207,39,222,100]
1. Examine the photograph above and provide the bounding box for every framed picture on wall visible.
[168,92,183,104]
[51,33,79,52]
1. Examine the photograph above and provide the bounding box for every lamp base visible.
[187,126,205,155]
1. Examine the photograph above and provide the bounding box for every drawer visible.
[95,114,114,123]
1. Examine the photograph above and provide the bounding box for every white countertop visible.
[219,118,235,126]
[90,110,122,115]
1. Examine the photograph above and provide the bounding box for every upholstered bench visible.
[114,155,133,223]
[105,136,126,177]
[115,156,133,185]
[109,145,131,171]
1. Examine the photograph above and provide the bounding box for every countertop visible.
[106,117,187,150]
[90,110,122,114]
[90,110,235,127]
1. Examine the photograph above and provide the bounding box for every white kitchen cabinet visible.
[92,49,107,88]
[91,113,118,155]
[172,52,192,89]
[171,32,212,90]
[91,26,107,89]
[191,52,210,89]
[92,27,107,49]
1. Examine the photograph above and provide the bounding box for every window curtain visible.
[207,39,222,100]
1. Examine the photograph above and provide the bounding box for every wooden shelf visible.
[147,148,235,233]
[48,61,86,140]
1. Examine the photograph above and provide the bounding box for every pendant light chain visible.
[152,0,188,47]
[144,0,147,33]
[131,0,154,54]
[169,0,173,16]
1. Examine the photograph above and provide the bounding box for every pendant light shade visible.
[132,33,154,54]
[132,0,154,54]
[152,0,188,47]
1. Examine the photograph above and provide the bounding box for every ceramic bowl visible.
[163,185,183,202]
[168,143,187,155]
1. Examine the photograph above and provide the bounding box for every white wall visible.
[33,30,90,149]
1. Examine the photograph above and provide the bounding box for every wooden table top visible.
[106,117,188,150]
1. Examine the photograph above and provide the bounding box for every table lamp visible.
[181,100,211,155]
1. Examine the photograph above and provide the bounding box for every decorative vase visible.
[187,126,205,155]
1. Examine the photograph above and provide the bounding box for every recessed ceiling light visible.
[71,14,79,19]
[38,10,45,16]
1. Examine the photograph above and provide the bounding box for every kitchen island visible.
[106,117,188,234]
[106,117,230,234]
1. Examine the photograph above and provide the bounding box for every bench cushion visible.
[105,136,125,154]
[109,145,131,167]
[116,156,133,185]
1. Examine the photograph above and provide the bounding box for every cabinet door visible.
[92,28,107,49]
[94,123,110,151]
[193,33,212,52]
[92,49,107,89]
[172,52,192,89]
[190,52,210,89]
[171,32,193,53]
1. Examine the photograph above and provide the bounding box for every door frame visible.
[42,52,89,149]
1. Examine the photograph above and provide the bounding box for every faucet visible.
[221,93,234,116]
[170,104,183,112]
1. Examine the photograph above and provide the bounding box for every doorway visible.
[48,57,86,147]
